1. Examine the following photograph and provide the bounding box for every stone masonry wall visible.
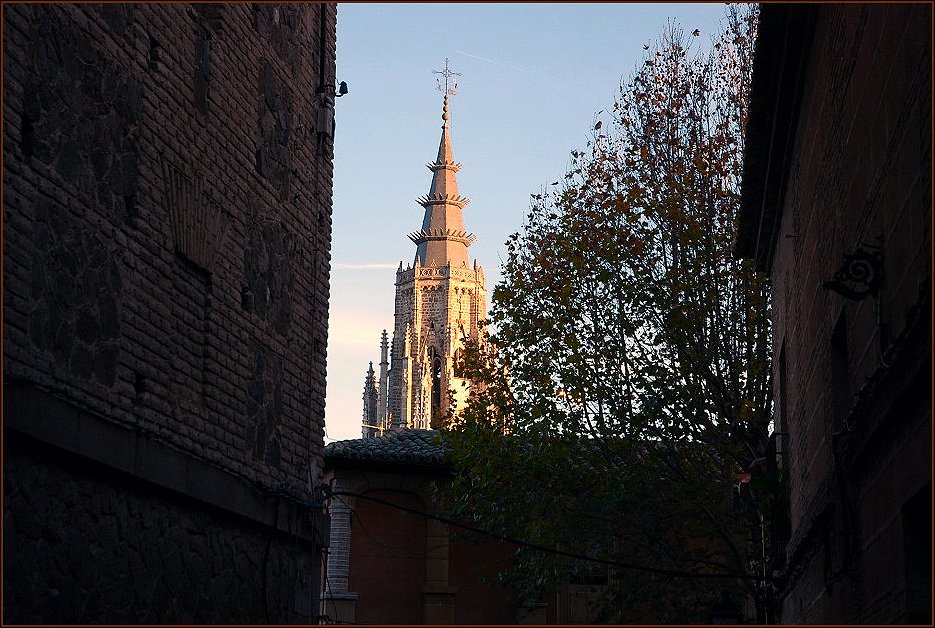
[4,435,319,624]
[3,3,336,622]
[768,4,930,623]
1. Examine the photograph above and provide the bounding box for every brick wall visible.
[3,3,336,622]
[323,457,525,624]
[754,4,930,623]
[448,535,519,624]
[348,489,427,624]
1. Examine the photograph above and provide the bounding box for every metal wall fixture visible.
[316,81,348,155]
[823,246,883,300]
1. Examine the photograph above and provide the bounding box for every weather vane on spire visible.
[434,58,461,96]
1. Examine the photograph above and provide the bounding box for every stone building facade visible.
[362,87,487,436]
[3,4,336,622]
[735,4,931,623]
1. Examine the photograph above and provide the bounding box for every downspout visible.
[316,3,334,155]
[319,3,327,91]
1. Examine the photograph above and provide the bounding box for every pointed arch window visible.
[431,352,442,420]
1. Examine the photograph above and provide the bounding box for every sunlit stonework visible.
[362,64,487,437]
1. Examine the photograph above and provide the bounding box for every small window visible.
[431,357,442,416]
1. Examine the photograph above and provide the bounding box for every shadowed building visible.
[3,4,336,622]
[320,431,731,624]
[736,4,931,623]
[320,429,544,625]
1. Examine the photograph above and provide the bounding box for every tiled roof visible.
[324,429,451,468]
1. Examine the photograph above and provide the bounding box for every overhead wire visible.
[324,486,768,581]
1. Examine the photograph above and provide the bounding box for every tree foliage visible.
[445,6,770,622]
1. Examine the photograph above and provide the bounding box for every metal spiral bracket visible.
[823,247,884,300]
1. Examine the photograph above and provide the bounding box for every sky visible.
[325,3,730,442]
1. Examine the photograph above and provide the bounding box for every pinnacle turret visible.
[361,361,380,437]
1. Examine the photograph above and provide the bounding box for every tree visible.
[444,6,771,622]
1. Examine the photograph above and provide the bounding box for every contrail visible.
[332,263,398,270]
[455,49,571,90]
[455,49,520,71]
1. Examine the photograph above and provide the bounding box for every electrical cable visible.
[325,486,767,581]
[318,546,359,625]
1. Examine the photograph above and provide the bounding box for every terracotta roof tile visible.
[325,429,450,467]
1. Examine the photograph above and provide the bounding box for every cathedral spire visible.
[435,95,456,165]
[409,61,476,268]
[421,95,468,208]
[362,60,488,437]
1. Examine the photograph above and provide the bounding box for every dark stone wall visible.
[3,3,336,622]
[761,4,931,623]
[4,434,318,624]
[26,198,124,385]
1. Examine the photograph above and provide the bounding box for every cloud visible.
[328,324,382,351]
[332,263,398,270]
[326,310,392,348]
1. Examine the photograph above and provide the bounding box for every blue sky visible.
[326,3,731,442]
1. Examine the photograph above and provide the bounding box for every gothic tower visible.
[361,63,487,437]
